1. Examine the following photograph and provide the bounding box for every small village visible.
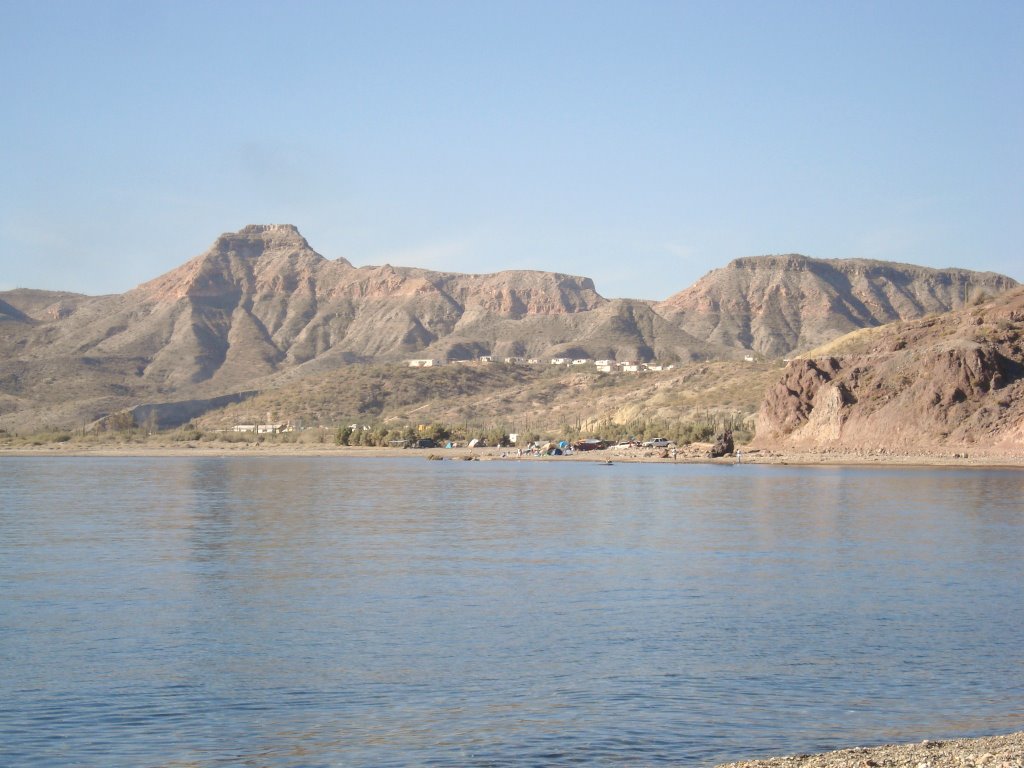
[407,355,765,370]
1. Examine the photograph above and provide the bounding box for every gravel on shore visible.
[2,441,1023,467]
[715,732,1024,768]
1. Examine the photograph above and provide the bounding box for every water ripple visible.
[1,458,1022,766]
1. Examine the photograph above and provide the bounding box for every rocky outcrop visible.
[756,358,843,440]
[753,287,1024,455]
[708,429,735,457]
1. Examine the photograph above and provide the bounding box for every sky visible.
[1,1,1021,300]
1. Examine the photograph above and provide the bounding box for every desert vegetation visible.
[186,359,774,443]
[0,358,769,449]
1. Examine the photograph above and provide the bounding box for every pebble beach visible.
[3,440,1023,467]
[715,732,1024,768]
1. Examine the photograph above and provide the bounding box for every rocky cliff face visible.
[753,287,1024,455]
[658,254,1017,357]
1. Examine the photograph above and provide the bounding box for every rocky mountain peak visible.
[133,224,350,303]
[239,223,301,235]
[728,253,813,271]
[209,223,317,259]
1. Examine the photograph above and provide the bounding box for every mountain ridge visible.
[656,253,1016,357]
[0,224,1017,433]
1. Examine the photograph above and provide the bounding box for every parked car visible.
[642,437,672,448]
[414,438,437,449]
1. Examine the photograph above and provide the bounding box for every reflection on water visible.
[1,457,1022,767]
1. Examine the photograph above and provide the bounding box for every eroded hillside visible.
[191,359,780,439]
[657,254,1015,357]
[754,288,1024,456]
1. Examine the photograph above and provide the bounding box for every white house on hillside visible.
[233,423,289,434]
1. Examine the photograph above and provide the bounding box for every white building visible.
[408,359,442,367]
[233,423,288,434]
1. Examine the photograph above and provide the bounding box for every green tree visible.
[370,426,391,446]
[428,423,451,442]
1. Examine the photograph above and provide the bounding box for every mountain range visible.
[0,223,1017,433]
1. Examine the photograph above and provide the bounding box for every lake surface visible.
[1,457,1022,767]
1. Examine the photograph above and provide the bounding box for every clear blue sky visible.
[2,1,1021,299]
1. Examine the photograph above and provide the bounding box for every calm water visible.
[1,457,1022,767]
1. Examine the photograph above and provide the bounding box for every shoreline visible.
[1,441,1022,468]
[714,730,1024,767]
